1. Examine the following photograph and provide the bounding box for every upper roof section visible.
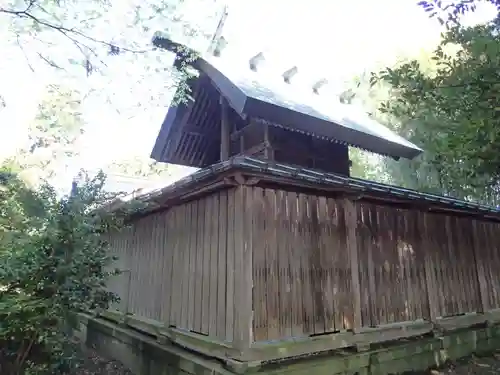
[151,35,423,168]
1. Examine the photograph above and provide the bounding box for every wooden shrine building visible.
[92,35,500,375]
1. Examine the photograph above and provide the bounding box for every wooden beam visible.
[233,186,253,353]
[343,199,362,333]
[220,96,230,161]
[421,212,438,322]
[263,123,274,160]
[472,220,489,313]
[230,121,261,142]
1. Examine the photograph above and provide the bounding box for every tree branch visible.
[0,6,151,55]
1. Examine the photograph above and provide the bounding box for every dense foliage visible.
[346,3,500,205]
[0,169,129,374]
[375,15,499,202]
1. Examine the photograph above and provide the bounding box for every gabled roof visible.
[151,36,423,167]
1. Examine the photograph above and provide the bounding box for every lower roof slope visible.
[129,156,500,222]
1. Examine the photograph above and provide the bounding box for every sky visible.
[0,0,497,190]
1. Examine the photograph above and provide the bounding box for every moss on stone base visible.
[76,316,500,375]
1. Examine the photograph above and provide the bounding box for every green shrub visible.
[0,170,129,374]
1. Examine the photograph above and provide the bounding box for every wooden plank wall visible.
[250,187,500,343]
[106,188,248,343]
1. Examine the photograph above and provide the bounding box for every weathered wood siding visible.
[106,188,249,343]
[250,187,500,343]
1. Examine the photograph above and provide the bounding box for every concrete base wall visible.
[76,315,500,375]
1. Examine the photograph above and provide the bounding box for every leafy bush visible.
[0,169,128,375]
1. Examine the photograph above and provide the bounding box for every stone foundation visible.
[75,315,500,375]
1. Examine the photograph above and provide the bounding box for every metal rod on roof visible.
[207,4,229,55]
[312,78,328,94]
[249,52,265,71]
[212,36,227,57]
[282,66,298,83]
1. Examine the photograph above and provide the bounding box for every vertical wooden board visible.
[394,210,407,322]
[357,204,370,327]
[485,222,500,308]
[443,216,459,315]
[420,211,437,321]
[125,226,135,314]
[129,221,140,316]
[400,210,414,321]
[386,207,401,323]
[155,214,167,320]
[225,189,235,342]
[471,219,489,313]
[376,207,389,323]
[252,187,267,341]
[485,223,500,308]
[168,208,180,325]
[337,199,353,330]
[481,222,496,309]
[308,194,325,334]
[124,225,135,314]
[243,186,254,346]
[283,191,294,338]
[405,210,418,321]
[454,217,469,313]
[298,193,314,335]
[413,210,428,320]
[264,189,280,339]
[132,220,143,317]
[480,222,493,309]
[178,205,190,329]
[135,222,144,316]
[412,210,426,320]
[144,217,156,318]
[119,229,128,312]
[217,191,228,341]
[327,198,343,331]
[277,190,292,339]
[431,214,447,317]
[451,216,466,314]
[456,218,475,313]
[466,219,482,312]
[343,199,362,332]
[288,192,304,337]
[490,223,500,308]
[187,201,198,331]
[201,196,213,335]
[193,199,205,332]
[150,215,162,320]
[209,193,220,337]
[366,204,378,326]
[318,196,334,333]
[380,206,392,324]
[161,211,174,325]
[130,221,142,316]
[232,186,246,347]
[151,215,162,320]
[374,207,387,326]
[120,229,129,312]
